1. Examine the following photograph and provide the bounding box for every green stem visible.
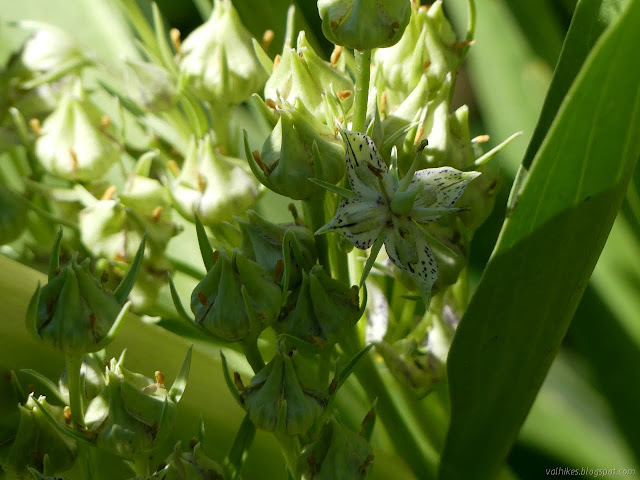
[352,50,372,132]
[341,331,437,478]
[242,340,265,373]
[275,431,301,479]
[303,199,331,274]
[65,352,84,426]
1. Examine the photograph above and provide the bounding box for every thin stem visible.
[65,352,84,426]
[352,50,371,132]
[275,432,301,479]
[303,199,331,274]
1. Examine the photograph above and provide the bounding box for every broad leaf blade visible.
[439,3,640,479]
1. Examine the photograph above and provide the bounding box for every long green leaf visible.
[439,3,640,479]
[519,0,630,173]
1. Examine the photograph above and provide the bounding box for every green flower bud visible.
[84,348,191,459]
[281,100,345,184]
[35,87,120,181]
[277,266,365,348]
[80,160,177,265]
[256,108,345,200]
[18,22,85,73]
[242,347,326,435]
[0,395,77,478]
[375,338,445,397]
[298,419,373,480]
[125,59,177,113]
[180,0,268,104]
[0,182,27,245]
[79,169,177,310]
[318,0,411,50]
[237,210,317,287]
[172,135,258,226]
[264,31,353,117]
[373,0,461,107]
[26,230,145,354]
[190,250,281,342]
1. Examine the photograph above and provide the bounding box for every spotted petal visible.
[410,167,480,222]
[316,197,388,250]
[385,223,438,300]
[339,129,394,198]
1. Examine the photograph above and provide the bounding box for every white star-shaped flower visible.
[316,129,480,304]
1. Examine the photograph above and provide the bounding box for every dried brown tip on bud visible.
[274,259,284,282]
[233,372,245,391]
[29,118,41,136]
[213,250,220,264]
[414,125,425,145]
[265,98,277,109]
[418,5,429,13]
[337,115,344,124]
[216,144,227,155]
[68,148,78,170]
[380,91,387,114]
[101,184,117,201]
[273,54,282,71]
[423,60,431,70]
[452,39,475,50]
[472,134,490,144]
[63,406,72,424]
[337,89,352,100]
[167,159,180,176]
[252,150,267,173]
[329,377,338,394]
[155,370,165,387]
[197,291,208,306]
[197,171,207,192]
[262,29,275,51]
[152,205,163,222]
[101,115,111,129]
[170,28,181,53]
[330,45,342,65]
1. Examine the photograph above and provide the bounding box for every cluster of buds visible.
[0,376,77,478]
[171,134,259,226]
[26,228,145,353]
[34,83,120,182]
[83,348,191,460]
[179,0,268,105]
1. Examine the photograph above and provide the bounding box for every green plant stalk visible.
[303,198,331,274]
[65,352,84,426]
[352,50,372,132]
[341,329,437,478]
